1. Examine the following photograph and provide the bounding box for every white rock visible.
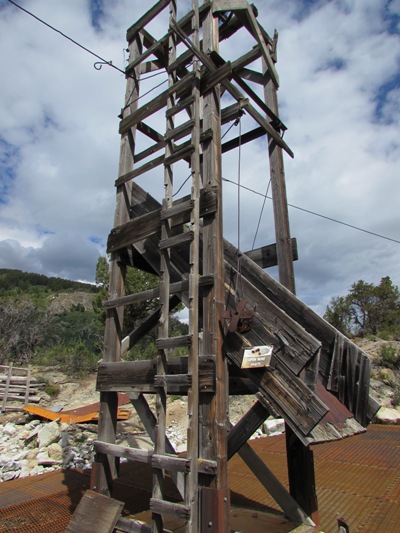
[37,451,61,466]
[2,471,19,482]
[38,421,61,448]
[3,423,17,436]
[375,407,400,424]
[47,443,63,462]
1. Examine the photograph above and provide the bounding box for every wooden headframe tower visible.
[84,1,379,532]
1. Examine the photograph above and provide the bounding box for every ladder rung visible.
[168,49,193,73]
[159,230,193,251]
[164,143,195,166]
[166,95,195,118]
[115,153,164,187]
[198,457,218,475]
[154,373,192,388]
[164,120,194,142]
[161,199,193,220]
[150,498,190,521]
[116,517,151,533]
[156,335,192,350]
[152,453,190,472]
[168,71,195,96]
[94,440,151,464]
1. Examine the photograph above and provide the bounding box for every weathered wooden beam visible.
[150,498,190,521]
[222,126,266,154]
[224,332,327,441]
[228,400,269,458]
[244,238,298,269]
[107,188,217,253]
[97,356,215,394]
[119,72,195,135]
[126,0,170,43]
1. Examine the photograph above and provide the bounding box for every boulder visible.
[38,421,61,448]
[375,407,400,424]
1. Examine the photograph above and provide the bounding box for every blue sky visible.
[0,0,399,315]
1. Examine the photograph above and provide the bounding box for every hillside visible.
[0,269,101,368]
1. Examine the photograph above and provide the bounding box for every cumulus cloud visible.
[0,0,399,313]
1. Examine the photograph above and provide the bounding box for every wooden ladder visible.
[91,2,229,532]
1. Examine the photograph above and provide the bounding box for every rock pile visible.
[0,418,96,482]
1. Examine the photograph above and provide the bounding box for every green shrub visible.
[379,343,400,370]
[393,379,400,407]
[36,376,61,398]
[34,341,98,377]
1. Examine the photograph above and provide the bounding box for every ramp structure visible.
[85,1,379,531]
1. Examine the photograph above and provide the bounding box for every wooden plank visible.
[150,498,190,521]
[228,400,269,458]
[104,275,213,310]
[238,6,279,87]
[159,230,194,250]
[94,440,152,464]
[224,335,327,440]
[24,366,31,406]
[115,153,165,186]
[126,0,170,42]
[97,356,215,394]
[156,334,192,350]
[154,373,192,388]
[236,67,266,85]
[170,23,292,156]
[244,238,298,269]
[65,490,124,533]
[115,516,152,533]
[1,363,12,412]
[222,126,266,154]
[107,188,217,253]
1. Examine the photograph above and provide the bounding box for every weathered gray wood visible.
[1,363,13,412]
[126,0,170,43]
[222,126,266,154]
[119,72,195,135]
[121,296,181,355]
[244,238,298,269]
[154,373,192,388]
[156,334,192,350]
[200,9,230,532]
[65,490,124,533]
[228,400,269,458]
[115,516,151,533]
[150,498,191,521]
[94,440,152,464]
[107,188,217,253]
[97,356,215,393]
[104,275,213,310]
[159,230,194,250]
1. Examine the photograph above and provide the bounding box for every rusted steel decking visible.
[0,425,399,532]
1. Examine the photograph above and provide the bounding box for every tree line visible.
[324,276,400,339]
[0,259,187,373]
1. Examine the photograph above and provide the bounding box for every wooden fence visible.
[0,364,43,412]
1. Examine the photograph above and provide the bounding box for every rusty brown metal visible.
[1,425,400,533]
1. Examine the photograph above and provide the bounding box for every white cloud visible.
[0,0,399,313]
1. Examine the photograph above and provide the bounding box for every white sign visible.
[241,345,273,369]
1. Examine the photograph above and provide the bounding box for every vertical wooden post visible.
[92,31,142,497]
[152,4,177,531]
[187,1,201,530]
[200,4,230,532]
[263,46,319,525]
